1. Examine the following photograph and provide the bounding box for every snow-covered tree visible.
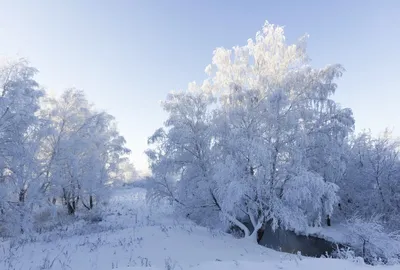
[0,59,45,235]
[344,215,400,264]
[338,130,400,230]
[148,21,355,240]
[146,89,221,226]
[40,89,130,214]
[116,158,138,184]
[205,22,353,233]
[0,59,133,235]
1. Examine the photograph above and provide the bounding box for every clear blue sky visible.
[0,1,399,173]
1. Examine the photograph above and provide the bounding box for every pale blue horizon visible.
[1,0,399,173]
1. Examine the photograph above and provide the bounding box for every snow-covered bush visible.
[337,131,400,231]
[344,215,400,264]
[330,245,364,265]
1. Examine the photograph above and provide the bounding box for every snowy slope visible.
[0,187,397,270]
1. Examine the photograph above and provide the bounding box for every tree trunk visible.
[248,224,263,243]
[89,195,93,209]
[67,202,75,215]
[256,226,265,244]
[223,212,250,237]
[19,189,26,203]
[362,239,366,258]
[248,218,264,243]
[326,215,331,226]
[248,229,259,243]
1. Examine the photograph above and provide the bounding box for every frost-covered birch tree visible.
[0,59,133,235]
[0,59,45,235]
[40,89,130,214]
[146,88,222,226]
[148,21,355,240]
[338,130,400,230]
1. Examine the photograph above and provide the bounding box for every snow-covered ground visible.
[0,187,397,270]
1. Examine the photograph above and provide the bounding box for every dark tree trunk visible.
[326,215,331,226]
[67,202,75,215]
[362,239,366,258]
[257,226,265,244]
[89,195,93,209]
[19,189,26,203]
[250,166,254,176]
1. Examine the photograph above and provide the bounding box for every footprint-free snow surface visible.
[0,187,397,270]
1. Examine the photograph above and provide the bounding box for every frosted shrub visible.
[345,215,400,264]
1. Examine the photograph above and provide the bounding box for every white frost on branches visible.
[147,21,355,241]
